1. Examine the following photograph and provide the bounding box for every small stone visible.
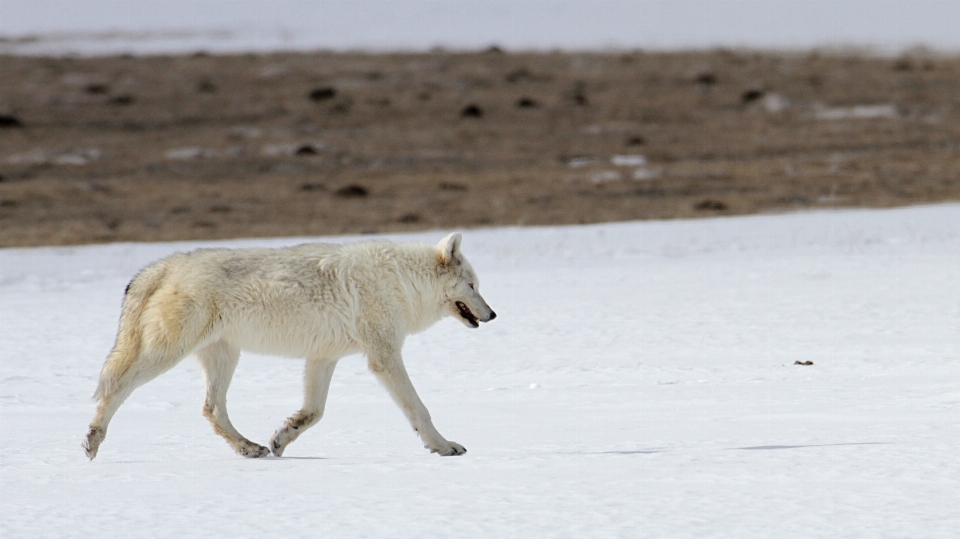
[611,155,646,167]
[197,78,217,93]
[695,200,727,211]
[300,182,326,192]
[85,83,110,95]
[294,144,319,156]
[567,157,595,168]
[439,182,467,191]
[590,171,621,183]
[741,89,765,104]
[460,104,483,118]
[0,114,23,128]
[516,97,539,109]
[308,87,337,101]
[695,71,718,85]
[762,94,788,114]
[166,147,205,160]
[336,184,368,198]
[54,148,103,166]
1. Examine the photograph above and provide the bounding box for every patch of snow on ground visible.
[1,205,959,538]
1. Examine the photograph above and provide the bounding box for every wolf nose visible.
[488,311,497,321]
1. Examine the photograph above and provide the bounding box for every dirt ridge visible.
[1,50,958,247]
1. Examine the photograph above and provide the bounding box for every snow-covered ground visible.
[2,0,959,55]
[1,205,958,538]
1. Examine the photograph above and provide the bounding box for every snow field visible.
[1,204,958,538]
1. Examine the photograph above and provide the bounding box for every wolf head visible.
[437,233,497,328]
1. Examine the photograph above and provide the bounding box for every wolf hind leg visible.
[270,358,338,457]
[83,344,192,460]
[197,340,269,458]
[83,382,135,460]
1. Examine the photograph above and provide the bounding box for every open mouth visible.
[455,301,480,327]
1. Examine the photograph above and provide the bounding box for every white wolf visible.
[82,233,495,459]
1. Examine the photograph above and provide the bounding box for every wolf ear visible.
[437,232,462,264]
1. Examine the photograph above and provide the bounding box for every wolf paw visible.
[236,442,271,458]
[269,432,287,457]
[81,440,99,460]
[82,427,105,460]
[430,441,467,456]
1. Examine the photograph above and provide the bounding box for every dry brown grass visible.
[1,49,958,247]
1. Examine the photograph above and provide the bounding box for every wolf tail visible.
[93,261,169,401]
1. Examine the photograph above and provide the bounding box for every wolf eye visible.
[468,283,475,290]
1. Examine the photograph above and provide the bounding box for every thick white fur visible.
[82,233,495,460]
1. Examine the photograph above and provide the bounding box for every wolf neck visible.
[382,243,448,335]
[407,245,444,333]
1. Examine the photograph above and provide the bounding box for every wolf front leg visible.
[367,345,466,456]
